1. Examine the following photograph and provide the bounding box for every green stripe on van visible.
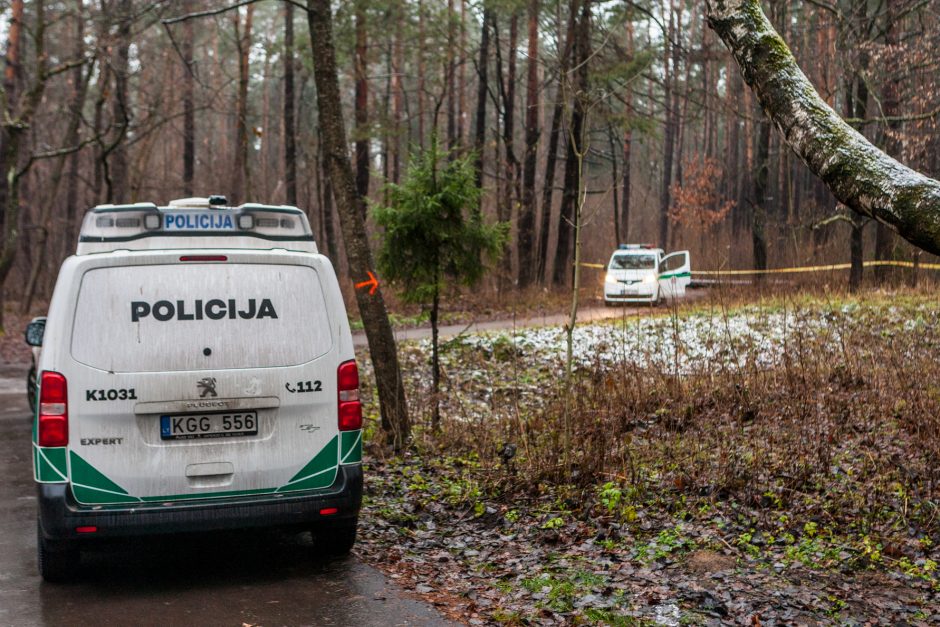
[341,430,362,464]
[35,446,68,483]
[140,487,277,502]
[659,271,692,280]
[277,435,339,493]
[70,450,131,496]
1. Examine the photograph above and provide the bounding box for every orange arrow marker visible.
[355,271,380,295]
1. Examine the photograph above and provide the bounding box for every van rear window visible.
[71,264,331,372]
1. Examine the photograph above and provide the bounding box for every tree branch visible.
[161,0,306,25]
[705,0,940,256]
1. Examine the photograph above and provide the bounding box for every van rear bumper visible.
[38,464,363,541]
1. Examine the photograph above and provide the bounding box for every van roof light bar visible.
[76,198,317,254]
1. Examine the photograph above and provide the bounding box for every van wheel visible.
[314,518,358,557]
[37,524,79,583]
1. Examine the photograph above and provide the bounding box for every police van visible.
[26,196,363,581]
[603,244,691,305]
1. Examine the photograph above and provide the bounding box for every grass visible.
[358,286,940,621]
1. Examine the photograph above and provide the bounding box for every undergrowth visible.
[362,290,940,591]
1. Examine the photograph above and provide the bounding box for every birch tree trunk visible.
[705,0,940,256]
[306,0,411,450]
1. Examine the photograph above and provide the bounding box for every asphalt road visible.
[0,389,452,627]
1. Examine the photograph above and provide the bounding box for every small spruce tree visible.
[374,139,507,431]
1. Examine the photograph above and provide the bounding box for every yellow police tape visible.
[580,259,940,275]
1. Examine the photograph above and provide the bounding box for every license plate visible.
[160,411,258,440]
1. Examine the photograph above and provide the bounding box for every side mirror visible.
[25,317,46,347]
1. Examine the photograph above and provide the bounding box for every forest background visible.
[1,0,939,319]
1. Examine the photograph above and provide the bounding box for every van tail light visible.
[337,360,362,431]
[38,371,69,447]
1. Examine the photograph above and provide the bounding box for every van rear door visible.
[64,254,350,505]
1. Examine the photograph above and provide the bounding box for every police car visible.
[603,245,691,305]
[26,196,362,581]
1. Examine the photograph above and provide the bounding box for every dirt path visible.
[353,303,670,347]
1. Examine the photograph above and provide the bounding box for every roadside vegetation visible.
[356,288,940,624]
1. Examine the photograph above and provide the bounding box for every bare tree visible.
[306,0,411,449]
[353,0,369,201]
[537,0,577,284]
[517,0,540,288]
[284,2,297,205]
[231,4,254,205]
[182,0,196,196]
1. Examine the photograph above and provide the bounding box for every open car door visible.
[658,251,691,300]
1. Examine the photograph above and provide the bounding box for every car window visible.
[660,253,688,272]
[610,254,656,270]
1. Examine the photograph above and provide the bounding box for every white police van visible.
[26,196,363,581]
[603,245,691,305]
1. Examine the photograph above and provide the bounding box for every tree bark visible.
[284,2,297,205]
[446,0,457,149]
[705,0,940,256]
[620,18,634,245]
[658,0,679,250]
[354,0,369,200]
[306,0,410,450]
[109,0,132,202]
[390,1,403,184]
[183,0,196,196]
[232,5,254,205]
[430,285,441,431]
[63,0,87,258]
[517,0,539,289]
[537,0,578,284]
[552,0,590,288]
[473,5,492,198]
[0,0,51,329]
[417,0,426,148]
[496,11,519,284]
[875,0,902,281]
[0,0,26,329]
[22,4,93,313]
[752,110,769,273]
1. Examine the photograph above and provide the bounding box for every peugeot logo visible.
[197,377,218,398]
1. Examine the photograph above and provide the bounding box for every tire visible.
[37,522,79,583]
[314,518,358,557]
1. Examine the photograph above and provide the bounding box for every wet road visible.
[0,389,452,627]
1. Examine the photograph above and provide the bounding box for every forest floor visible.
[355,289,940,625]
